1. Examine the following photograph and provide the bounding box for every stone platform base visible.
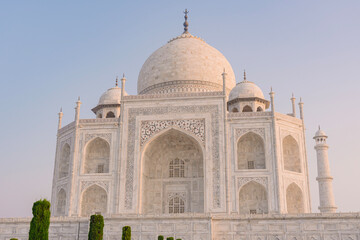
[1,213,360,240]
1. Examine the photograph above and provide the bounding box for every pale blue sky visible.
[0,0,359,217]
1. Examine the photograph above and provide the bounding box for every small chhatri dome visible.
[228,72,265,101]
[137,10,236,95]
[98,80,128,105]
[314,126,327,138]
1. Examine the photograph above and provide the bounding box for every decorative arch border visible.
[284,178,304,192]
[280,131,300,145]
[84,133,112,146]
[140,119,205,147]
[60,138,72,150]
[235,128,265,142]
[237,177,268,191]
[80,181,109,194]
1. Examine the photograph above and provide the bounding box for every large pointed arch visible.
[80,184,107,217]
[83,137,110,174]
[237,132,266,170]
[283,135,301,173]
[56,188,66,216]
[58,143,70,178]
[140,128,204,214]
[286,183,304,213]
[239,181,268,214]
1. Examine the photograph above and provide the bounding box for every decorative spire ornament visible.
[183,9,189,33]
[115,76,119,87]
[243,70,247,81]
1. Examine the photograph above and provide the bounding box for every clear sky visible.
[0,0,359,217]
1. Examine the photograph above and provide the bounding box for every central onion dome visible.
[138,21,236,94]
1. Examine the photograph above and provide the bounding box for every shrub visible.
[166,238,174,240]
[10,238,18,240]
[88,214,104,240]
[29,199,51,240]
[122,226,131,240]
[158,236,164,240]
[176,239,182,240]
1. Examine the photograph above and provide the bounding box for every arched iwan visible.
[56,188,66,216]
[237,132,265,169]
[286,183,304,213]
[239,181,268,214]
[141,128,204,214]
[80,184,107,217]
[83,138,110,174]
[283,135,301,173]
[58,143,70,178]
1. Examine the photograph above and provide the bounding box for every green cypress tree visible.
[158,236,164,240]
[176,239,182,240]
[10,238,18,240]
[28,199,51,240]
[166,237,174,240]
[122,226,131,240]
[88,214,104,240]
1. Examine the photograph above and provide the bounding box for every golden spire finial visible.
[243,70,247,81]
[115,76,119,87]
[183,9,189,33]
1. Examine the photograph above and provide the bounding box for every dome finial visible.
[243,70,247,81]
[115,76,119,87]
[183,9,189,33]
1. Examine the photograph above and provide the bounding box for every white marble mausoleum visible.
[1,11,359,240]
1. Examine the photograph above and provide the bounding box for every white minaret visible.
[75,97,81,125]
[58,107,63,130]
[313,127,337,213]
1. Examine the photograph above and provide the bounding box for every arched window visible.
[84,138,110,174]
[169,158,185,178]
[106,111,115,118]
[232,108,239,113]
[237,132,266,169]
[169,196,185,214]
[58,144,70,178]
[286,183,304,213]
[242,105,253,112]
[257,106,263,112]
[56,189,66,216]
[283,135,301,173]
[81,185,107,217]
[239,181,268,214]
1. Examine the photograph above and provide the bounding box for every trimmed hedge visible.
[122,226,131,240]
[166,238,174,240]
[10,238,18,240]
[158,236,164,240]
[88,214,104,240]
[29,199,51,240]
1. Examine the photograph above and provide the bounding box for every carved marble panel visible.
[140,119,205,146]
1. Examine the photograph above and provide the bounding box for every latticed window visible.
[248,161,255,169]
[97,164,104,173]
[169,158,185,178]
[169,197,185,213]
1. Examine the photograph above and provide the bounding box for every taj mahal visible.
[1,10,360,240]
